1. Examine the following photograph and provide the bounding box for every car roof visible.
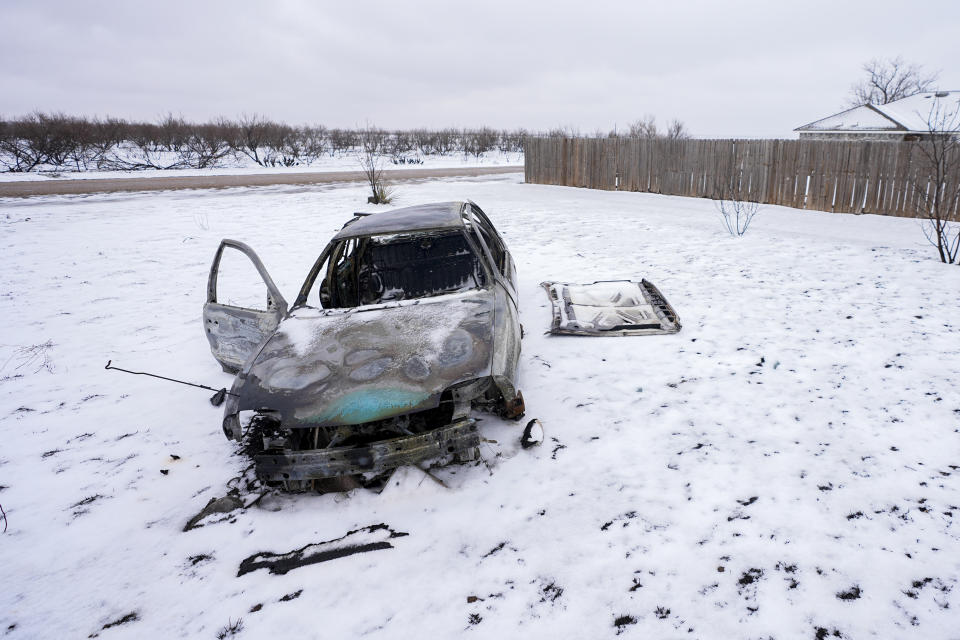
[333,201,467,239]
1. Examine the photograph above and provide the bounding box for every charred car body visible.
[203,201,523,489]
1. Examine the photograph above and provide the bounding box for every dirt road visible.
[0,165,524,198]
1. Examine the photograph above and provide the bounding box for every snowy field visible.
[1,174,959,639]
[0,150,523,182]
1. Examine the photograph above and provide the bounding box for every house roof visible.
[333,201,465,239]
[795,91,960,134]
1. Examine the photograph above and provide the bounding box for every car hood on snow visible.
[226,289,495,428]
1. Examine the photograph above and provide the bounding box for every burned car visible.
[202,201,523,490]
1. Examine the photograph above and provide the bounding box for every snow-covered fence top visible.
[524,137,960,218]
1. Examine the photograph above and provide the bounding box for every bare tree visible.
[497,128,526,153]
[463,127,498,158]
[387,129,420,164]
[546,125,582,139]
[0,112,78,172]
[849,56,940,106]
[620,116,690,140]
[101,114,192,170]
[299,125,328,162]
[665,119,690,140]
[628,116,658,139]
[911,97,960,264]
[231,114,276,166]
[434,128,458,155]
[328,128,359,155]
[184,120,234,169]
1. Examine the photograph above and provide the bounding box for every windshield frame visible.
[291,226,494,312]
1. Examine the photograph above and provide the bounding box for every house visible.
[795,90,960,141]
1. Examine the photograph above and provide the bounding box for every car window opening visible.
[326,231,487,308]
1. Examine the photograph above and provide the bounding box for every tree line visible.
[0,114,528,172]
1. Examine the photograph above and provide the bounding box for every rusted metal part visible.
[541,280,682,336]
[254,419,480,481]
[502,390,525,419]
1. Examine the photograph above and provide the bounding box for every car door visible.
[467,201,518,296]
[465,204,522,394]
[203,239,288,373]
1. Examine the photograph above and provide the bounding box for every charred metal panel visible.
[490,285,521,402]
[254,419,480,481]
[333,202,464,239]
[541,280,681,336]
[203,305,283,372]
[229,289,495,428]
[203,239,288,371]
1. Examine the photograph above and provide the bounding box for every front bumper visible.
[254,418,480,482]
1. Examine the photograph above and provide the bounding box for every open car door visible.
[541,280,680,336]
[203,239,288,373]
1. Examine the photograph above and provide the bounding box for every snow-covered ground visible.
[0,150,523,182]
[1,174,958,639]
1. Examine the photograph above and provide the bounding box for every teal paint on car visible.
[316,388,433,425]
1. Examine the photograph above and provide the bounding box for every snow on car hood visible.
[230,289,495,427]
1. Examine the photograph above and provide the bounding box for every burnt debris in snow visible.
[520,419,544,449]
[237,523,408,576]
[836,585,862,601]
[183,491,244,532]
[541,280,681,336]
[613,615,637,634]
[88,612,139,637]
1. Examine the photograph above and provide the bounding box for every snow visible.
[797,91,960,133]
[1,174,959,639]
[795,104,901,132]
[874,91,960,133]
[0,150,524,182]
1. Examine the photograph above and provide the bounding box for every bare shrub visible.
[216,618,244,639]
[1,340,55,374]
[714,185,761,237]
[373,181,395,204]
[359,124,393,204]
[911,97,960,263]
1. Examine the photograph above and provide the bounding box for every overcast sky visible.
[2,0,958,138]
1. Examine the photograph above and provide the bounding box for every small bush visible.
[216,618,243,639]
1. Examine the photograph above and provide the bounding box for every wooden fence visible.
[524,137,960,217]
